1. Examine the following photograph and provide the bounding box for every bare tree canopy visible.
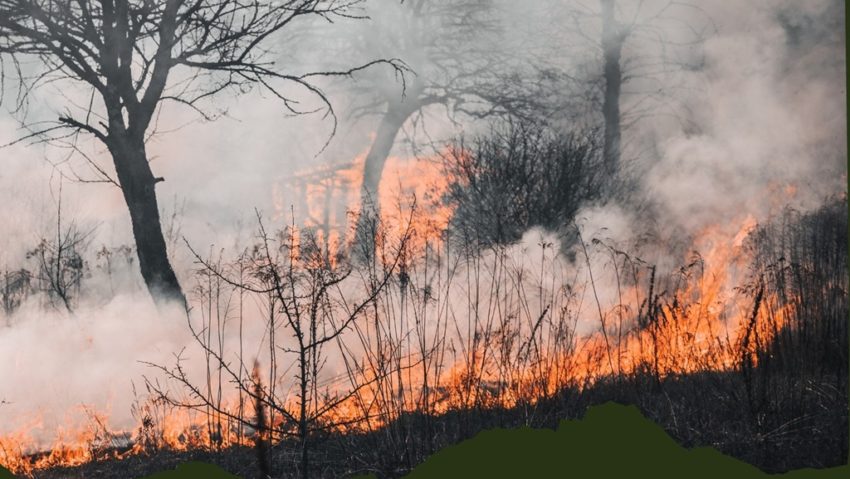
[566,0,715,181]
[0,0,406,308]
[343,0,573,257]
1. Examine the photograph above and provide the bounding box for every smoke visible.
[576,0,846,255]
[0,0,845,451]
[0,296,189,443]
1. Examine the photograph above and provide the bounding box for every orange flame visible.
[1,170,803,475]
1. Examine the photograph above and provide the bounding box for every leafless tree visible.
[25,179,94,312]
[145,210,413,479]
[333,0,574,256]
[556,0,715,179]
[0,0,407,308]
[600,0,624,178]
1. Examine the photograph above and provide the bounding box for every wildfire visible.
[564,214,783,381]
[0,401,260,476]
[0,172,806,476]
[0,409,123,475]
[315,213,789,426]
[280,145,458,265]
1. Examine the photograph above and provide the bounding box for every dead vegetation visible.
[2,135,846,479]
[76,197,843,478]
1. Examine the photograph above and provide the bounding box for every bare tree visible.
[600,0,624,178]
[146,211,413,479]
[0,0,406,308]
[556,0,715,179]
[335,0,570,255]
[25,179,94,312]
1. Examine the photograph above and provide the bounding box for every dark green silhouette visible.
[2,402,845,478]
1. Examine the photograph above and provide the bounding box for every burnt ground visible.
[24,368,848,479]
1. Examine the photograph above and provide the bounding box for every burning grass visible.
[0,131,846,478]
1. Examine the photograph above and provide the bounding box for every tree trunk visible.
[353,94,421,258]
[601,0,624,179]
[109,136,186,309]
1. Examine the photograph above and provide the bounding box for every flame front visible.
[0,170,818,475]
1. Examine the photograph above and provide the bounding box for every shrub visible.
[442,119,602,248]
